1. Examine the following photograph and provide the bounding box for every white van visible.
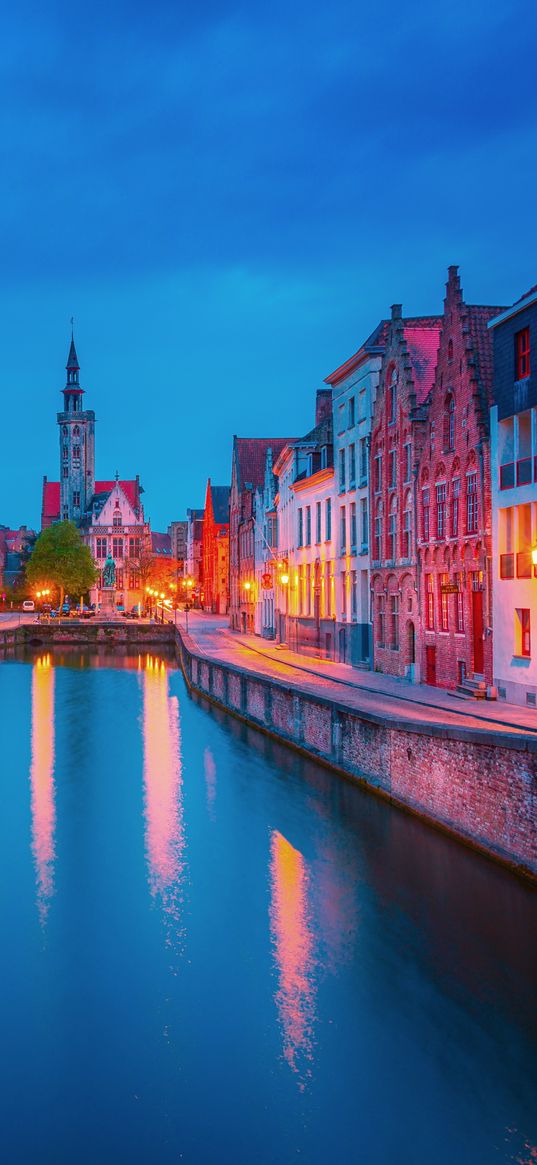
[22,600,35,612]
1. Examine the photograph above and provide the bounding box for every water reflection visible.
[269,830,316,1087]
[204,746,217,819]
[142,656,186,953]
[30,653,56,925]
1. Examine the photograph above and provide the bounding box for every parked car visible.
[22,600,35,612]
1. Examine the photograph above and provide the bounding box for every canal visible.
[1,649,536,1164]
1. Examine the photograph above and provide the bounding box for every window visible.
[320,446,328,469]
[62,506,68,520]
[112,536,123,558]
[515,328,530,380]
[402,501,411,558]
[360,498,368,550]
[297,508,303,547]
[448,338,454,361]
[316,501,322,543]
[455,572,464,632]
[306,564,312,616]
[96,537,107,559]
[451,478,460,537]
[388,368,397,424]
[348,397,355,427]
[73,445,80,462]
[116,569,124,589]
[443,394,455,452]
[390,593,399,649]
[389,449,397,489]
[63,446,68,461]
[515,608,531,657]
[348,444,356,488]
[388,506,397,561]
[436,483,447,538]
[403,442,411,483]
[359,438,368,484]
[73,491,80,508]
[350,502,357,550]
[439,573,449,631]
[325,498,332,540]
[113,509,122,528]
[374,451,382,494]
[422,488,430,541]
[351,571,358,620]
[425,574,434,630]
[377,594,385,647]
[325,562,332,616]
[340,506,346,555]
[340,571,346,618]
[298,565,305,614]
[129,536,141,559]
[339,449,346,492]
[73,425,80,438]
[129,569,140,589]
[305,506,311,546]
[374,514,381,562]
[466,472,478,533]
[62,465,68,478]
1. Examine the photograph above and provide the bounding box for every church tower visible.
[57,333,95,522]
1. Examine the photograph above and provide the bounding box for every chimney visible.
[391,304,402,320]
[315,388,332,426]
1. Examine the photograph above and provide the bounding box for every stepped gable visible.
[235,437,294,490]
[210,485,231,525]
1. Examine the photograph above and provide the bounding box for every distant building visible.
[41,336,150,610]
[186,508,204,600]
[168,520,187,565]
[370,305,442,680]
[202,481,230,614]
[416,267,504,691]
[229,437,292,632]
[490,283,537,706]
[151,531,172,556]
[0,525,36,590]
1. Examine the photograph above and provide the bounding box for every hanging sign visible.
[261,572,273,590]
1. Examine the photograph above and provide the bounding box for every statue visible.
[102,553,116,589]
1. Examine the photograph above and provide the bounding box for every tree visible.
[26,522,98,612]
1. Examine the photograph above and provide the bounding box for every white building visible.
[489,287,537,707]
[324,321,387,665]
[253,448,280,638]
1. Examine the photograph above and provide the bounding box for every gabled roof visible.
[325,319,389,386]
[466,304,506,404]
[403,322,442,404]
[210,485,230,525]
[41,478,141,526]
[151,532,171,555]
[233,437,295,491]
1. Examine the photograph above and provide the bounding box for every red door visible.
[425,646,436,686]
[472,589,484,674]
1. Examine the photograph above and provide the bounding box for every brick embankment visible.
[175,626,537,881]
[0,621,175,650]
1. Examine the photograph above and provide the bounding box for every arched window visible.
[113,509,122,528]
[62,425,68,436]
[73,425,80,438]
[402,491,412,559]
[443,393,455,452]
[388,367,397,424]
[388,494,397,561]
[448,338,454,361]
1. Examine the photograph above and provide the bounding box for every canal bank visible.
[174,620,537,881]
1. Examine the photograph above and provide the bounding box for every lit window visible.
[466,472,478,533]
[439,574,449,631]
[436,483,447,538]
[425,574,434,630]
[515,608,531,657]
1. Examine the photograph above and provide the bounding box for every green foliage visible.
[26,522,97,604]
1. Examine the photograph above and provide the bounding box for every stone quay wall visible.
[0,621,176,651]
[175,628,537,880]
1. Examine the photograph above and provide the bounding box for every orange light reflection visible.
[269,830,316,1087]
[30,654,56,925]
[142,655,185,952]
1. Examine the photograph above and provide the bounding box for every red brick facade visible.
[370,306,441,678]
[202,480,230,615]
[230,437,291,632]
[416,267,505,688]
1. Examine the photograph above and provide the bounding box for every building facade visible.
[186,508,204,601]
[325,323,388,667]
[202,480,230,614]
[168,520,187,566]
[229,437,291,633]
[370,305,442,679]
[41,337,149,611]
[490,284,537,706]
[416,267,504,689]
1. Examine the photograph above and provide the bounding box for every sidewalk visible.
[179,611,537,741]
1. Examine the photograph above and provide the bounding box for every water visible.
[1,649,536,1165]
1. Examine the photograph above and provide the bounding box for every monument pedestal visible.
[99,587,116,619]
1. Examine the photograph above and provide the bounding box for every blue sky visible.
[2,0,536,531]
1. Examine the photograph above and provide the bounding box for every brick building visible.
[490,283,537,705]
[417,266,504,689]
[370,305,441,679]
[202,480,230,614]
[230,437,291,632]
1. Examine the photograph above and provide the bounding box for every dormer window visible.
[113,509,122,527]
[515,327,530,380]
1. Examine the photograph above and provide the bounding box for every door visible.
[338,628,347,663]
[425,645,436,686]
[472,589,484,674]
[408,621,415,664]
